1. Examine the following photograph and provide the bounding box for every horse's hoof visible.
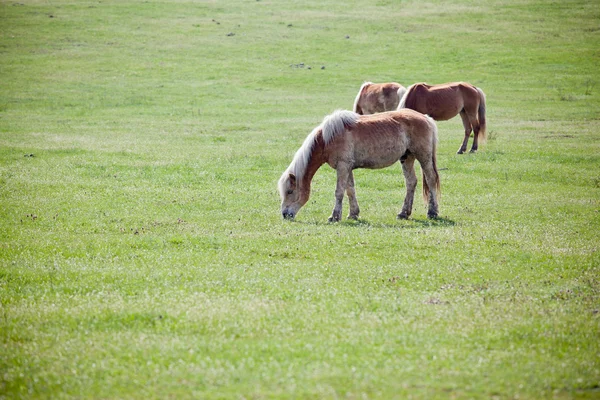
[347,214,359,220]
[427,212,438,219]
[457,150,465,155]
[469,149,477,153]
[397,213,409,220]
[328,216,340,223]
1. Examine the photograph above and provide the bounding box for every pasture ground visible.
[1,0,599,398]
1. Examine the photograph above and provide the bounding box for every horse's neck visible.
[300,141,326,200]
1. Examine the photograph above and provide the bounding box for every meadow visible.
[1,0,599,398]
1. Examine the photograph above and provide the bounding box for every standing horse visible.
[353,82,407,115]
[278,109,440,222]
[398,82,487,154]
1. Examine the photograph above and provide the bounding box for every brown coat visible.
[353,82,407,115]
[279,109,440,221]
[399,82,487,154]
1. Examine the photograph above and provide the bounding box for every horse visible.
[353,82,407,115]
[398,82,487,154]
[278,109,440,222]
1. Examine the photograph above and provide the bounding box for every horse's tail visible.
[422,116,441,205]
[397,83,414,110]
[321,109,360,144]
[353,82,372,115]
[477,87,487,143]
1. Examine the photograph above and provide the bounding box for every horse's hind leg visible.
[466,110,481,153]
[329,162,352,222]
[421,162,439,219]
[346,170,360,220]
[457,110,472,154]
[398,155,417,219]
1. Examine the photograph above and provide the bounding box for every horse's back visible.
[387,108,431,125]
[455,82,482,112]
[379,83,404,111]
[404,82,474,120]
[358,82,404,114]
[349,111,418,168]
[401,83,430,114]
[433,82,480,103]
[379,84,397,100]
[357,109,435,142]
[388,109,437,141]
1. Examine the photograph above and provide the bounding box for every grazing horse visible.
[398,82,487,154]
[353,82,407,115]
[278,109,440,222]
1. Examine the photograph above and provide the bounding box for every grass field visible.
[1,0,599,398]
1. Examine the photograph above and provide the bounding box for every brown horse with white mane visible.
[353,82,407,115]
[398,82,487,154]
[278,109,440,222]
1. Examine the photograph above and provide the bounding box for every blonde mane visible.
[353,82,372,112]
[279,110,359,192]
[322,109,359,144]
[397,82,418,109]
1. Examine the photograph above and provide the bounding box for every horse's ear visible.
[288,173,296,189]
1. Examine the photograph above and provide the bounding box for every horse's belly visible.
[427,103,463,121]
[354,159,397,169]
[353,148,402,169]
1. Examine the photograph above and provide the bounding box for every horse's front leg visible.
[346,170,360,220]
[398,156,417,219]
[328,163,351,222]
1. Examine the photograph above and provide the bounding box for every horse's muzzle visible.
[282,211,295,220]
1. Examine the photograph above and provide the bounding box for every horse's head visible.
[278,172,307,219]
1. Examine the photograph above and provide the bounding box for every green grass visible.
[1,0,599,398]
